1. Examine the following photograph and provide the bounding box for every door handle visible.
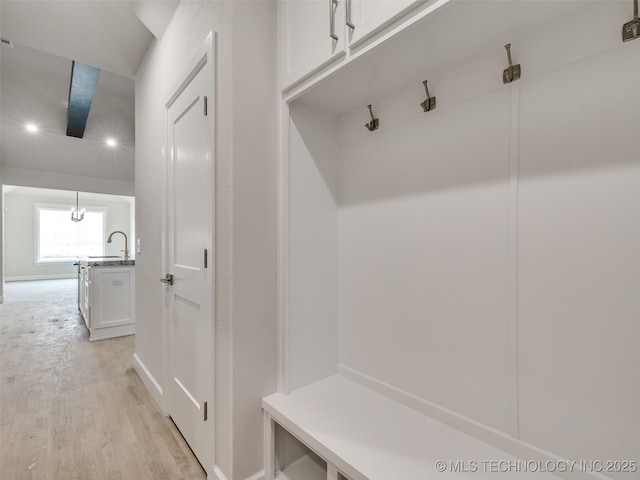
[346,0,355,30]
[160,274,174,285]
[329,0,339,41]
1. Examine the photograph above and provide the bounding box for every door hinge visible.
[204,249,208,269]
[204,401,208,421]
[204,96,208,116]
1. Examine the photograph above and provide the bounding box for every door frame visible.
[161,31,216,474]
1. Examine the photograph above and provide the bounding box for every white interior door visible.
[165,49,213,473]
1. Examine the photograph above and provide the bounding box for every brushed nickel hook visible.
[365,104,379,131]
[622,0,639,42]
[420,80,436,112]
[503,44,521,84]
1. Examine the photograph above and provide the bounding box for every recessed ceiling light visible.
[26,124,38,132]
[106,138,117,147]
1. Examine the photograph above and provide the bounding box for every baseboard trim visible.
[212,466,228,480]
[211,466,264,480]
[337,365,610,480]
[5,274,77,282]
[245,470,265,480]
[133,353,164,413]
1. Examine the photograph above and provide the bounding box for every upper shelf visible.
[290,0,594,115]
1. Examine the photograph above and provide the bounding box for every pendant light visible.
[71,192,85,222]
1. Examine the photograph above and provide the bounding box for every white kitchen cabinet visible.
[278,0,451,92]
[79,261,135,341]
[268,1,640,478]
[279,0,346,90]
[346,0,424,47]
[79,264,90,327]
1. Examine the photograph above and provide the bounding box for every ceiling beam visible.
[66,61,101,138]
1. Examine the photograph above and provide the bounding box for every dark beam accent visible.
[66,61,101,138]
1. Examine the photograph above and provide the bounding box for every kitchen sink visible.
[87,255,122,258]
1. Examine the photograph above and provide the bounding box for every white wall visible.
[339,87,512,433]
[287,103,340,392]
[287,2,639,474]
[3,188,133,280]
[1,168,134,197]
[0,167,4,303]
[516,45,640,467]
[134,2,277,479]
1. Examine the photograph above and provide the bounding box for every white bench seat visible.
[263,375,560,480]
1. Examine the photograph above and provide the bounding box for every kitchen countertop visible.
[77,256,135,267]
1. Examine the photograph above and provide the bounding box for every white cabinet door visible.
[346,0,425,47]
[79,267,90,327]
[83,277,90,328]
[280,0,346,90]
[90,268,134,330]
[79,268,85,315]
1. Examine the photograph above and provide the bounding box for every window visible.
[35,204,106,263]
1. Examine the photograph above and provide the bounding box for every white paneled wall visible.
[517,46,640,471]
[288,104,340,392]
[338,89,512,433]
[285,2,640,471]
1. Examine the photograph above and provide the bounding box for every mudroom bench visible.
[263,375,560,480]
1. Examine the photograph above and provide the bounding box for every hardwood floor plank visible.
[0,279,207,480]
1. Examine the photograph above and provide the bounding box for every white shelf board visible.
[292,0,591,115]
[263,375,561,480]
[275,454,327,480]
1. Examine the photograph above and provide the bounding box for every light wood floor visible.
[0,279,207,480]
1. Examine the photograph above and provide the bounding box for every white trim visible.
[245,470,265,480]
[263,411,275,480]
[160,46,171,418]
[164,33,213,109]
[5,274,77,282]
[133,353,166,414]
[337,365,610,480]
[212,466,228,480]
[212,466,264,480]
[277,98,290,394]
[89,324,135,342]
[507,83,520,440]
[1,166,134,196]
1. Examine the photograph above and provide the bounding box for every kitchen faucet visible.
[107,231,129,260]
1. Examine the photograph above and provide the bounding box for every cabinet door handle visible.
[330,0,339,40]
[346,0,355,30]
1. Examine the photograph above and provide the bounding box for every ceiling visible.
[3,185,134,204]
[0,0,155,78]
[0,41,136,182]
[0,1,180,189]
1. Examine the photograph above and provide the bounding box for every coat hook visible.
[502,44,521,84]
[622,0,639,42]
[420,80,436,112]
[365,104,379,131]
